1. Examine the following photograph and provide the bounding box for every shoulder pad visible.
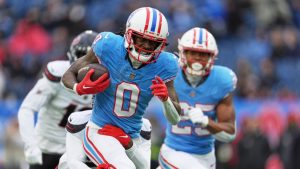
[44,61,70,82]
[66,110,91,133]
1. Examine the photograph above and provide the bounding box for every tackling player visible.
[62,7,181,169]
[17,30,97,169]
[158,28,237,169]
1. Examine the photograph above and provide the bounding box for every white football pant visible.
[159,144,215,169]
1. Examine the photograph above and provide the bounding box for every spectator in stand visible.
[278,113,300,169]
[237,117,271,169]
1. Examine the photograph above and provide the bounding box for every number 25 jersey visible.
[165,66,237,154]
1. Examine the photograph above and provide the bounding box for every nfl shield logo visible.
[189,91,196,97]
[129,73,135,80]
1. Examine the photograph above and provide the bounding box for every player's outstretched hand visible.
[150,76,169,102]
[98,125,133,150]
[24,146,43,165]
[75,69,110,95]
[188,107,209,128]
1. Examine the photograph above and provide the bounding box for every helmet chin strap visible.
[128,54,143,69]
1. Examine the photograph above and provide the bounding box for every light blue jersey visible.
[91,32,178,138]
[165,66,237,154]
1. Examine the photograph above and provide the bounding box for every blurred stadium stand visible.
[1,0,300,168]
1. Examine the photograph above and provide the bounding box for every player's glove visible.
[98,125,133,149]
[96,163,114,169]
[188,107,209,128]
[24,145,43,165]
[74,69,110,95]
[150,76,169,102]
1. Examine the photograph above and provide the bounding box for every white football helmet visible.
[178,27,218,76]
[124,7,169,63]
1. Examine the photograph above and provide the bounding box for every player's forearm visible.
[162,97,181,125]
[206,120,236,143]
[17,107,37,146]
[62,56,94,90]
[62,69,78,90]
[125,143,150,169]
[206,119,235,134]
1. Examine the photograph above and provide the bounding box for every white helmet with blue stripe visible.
[178,27,218,76]
[124,7,169,63]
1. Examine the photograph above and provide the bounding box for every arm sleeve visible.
[18,77,58,146]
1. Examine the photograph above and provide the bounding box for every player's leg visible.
[195,150,216,169]
[57,133,91,169]
[30,153,62,169]
[58,110,94,169]
[83,122,136,169]
[126,118,152,169]
[158,144,206,169]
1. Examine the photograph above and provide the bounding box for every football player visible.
[158,28,237,169]
[17,30,97,169]
[61,7,181,169]
[57,110,152,169]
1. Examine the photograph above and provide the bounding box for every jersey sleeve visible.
[218,67,237,98]
[160,53,179,82]
[92,32,111,63]
[20,77,59,111]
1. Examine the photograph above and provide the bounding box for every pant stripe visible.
[83,127,104,165]
[83,141,100,166]
[159,152,179,169]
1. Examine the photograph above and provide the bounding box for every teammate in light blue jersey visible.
[158,28,237,169]
[62,7,181,169]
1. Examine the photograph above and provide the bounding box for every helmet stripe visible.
[150,8,157,32]
[205,30,208,47]
[198,28,203,44]
[144,7,151,32]
[157,11,163,34]
[193,28,196,44]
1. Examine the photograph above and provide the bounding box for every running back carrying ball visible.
[77,63,109,82]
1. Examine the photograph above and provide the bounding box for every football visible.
[77,63,109,82]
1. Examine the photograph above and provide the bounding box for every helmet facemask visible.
[67,45,91,63]
[125,30,167,63]
[67,30,98,63]
[179,48,215,77]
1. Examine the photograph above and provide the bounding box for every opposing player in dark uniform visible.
[18,30,97,169]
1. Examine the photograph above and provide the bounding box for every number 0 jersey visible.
[164,66,237,154]
[91,32,178,138]
[19,60,93,154]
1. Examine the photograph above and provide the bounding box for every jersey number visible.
[171,102,210,136]
[113,82,140,117]
[59,104,90,127]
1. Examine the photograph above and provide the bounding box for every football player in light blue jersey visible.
[62,7,181,169]
[158,28,237,169]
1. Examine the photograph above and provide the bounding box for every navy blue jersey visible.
[165,66,237,154]
[91,32,178,138]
